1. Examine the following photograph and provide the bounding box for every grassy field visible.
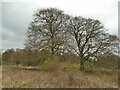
[2,63,118,88]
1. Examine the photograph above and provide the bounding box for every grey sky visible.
[1,0,119,51]
[0,3,2,50]
[118,2,120,37]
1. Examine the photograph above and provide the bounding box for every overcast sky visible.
[0,0,119,51]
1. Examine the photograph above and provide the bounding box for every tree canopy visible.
[25,8,70,54]
[67,16,118,70]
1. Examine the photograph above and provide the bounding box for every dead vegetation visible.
[0,66,2,89]
[2,65,118,88]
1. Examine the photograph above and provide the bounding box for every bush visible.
[61,62,79,71]
[15,59,21,65]
[40,55,60,71]
[22,59,39,66]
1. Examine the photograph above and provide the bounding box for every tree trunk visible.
[79,58,85,71]
[51,47,54,54]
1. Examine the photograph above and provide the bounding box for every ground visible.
[2,65,118,88]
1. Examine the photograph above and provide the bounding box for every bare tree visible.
[67,16,118,71]
[25,8,69,55]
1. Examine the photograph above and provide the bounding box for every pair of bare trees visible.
[25,8,118,71]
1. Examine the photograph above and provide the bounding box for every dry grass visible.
[0,66,2,89]
[2,65,118,88]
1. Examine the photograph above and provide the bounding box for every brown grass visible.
[2,65,118,88]
[0,66,2,89]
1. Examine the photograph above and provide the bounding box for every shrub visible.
[61,62,79,71]
[40,55,60,72]
[22,59,39,66]
[15,59,21,65]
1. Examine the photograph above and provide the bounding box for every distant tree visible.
[25,8,70,55]
[67,16,118,71]
[2,49,15,64]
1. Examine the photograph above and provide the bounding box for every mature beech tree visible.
[67,16,118,71]
[25,8,69,54]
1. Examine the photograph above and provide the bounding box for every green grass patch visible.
[60,61,79,71]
